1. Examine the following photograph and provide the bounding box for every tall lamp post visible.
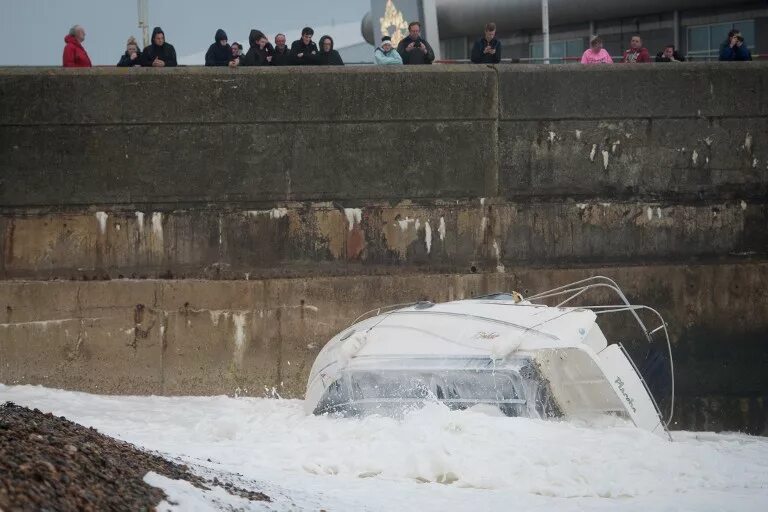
[542,0,550,64]
[138,0,149,48]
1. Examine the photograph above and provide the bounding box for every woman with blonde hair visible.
[117,36,142,67]
[580,35,613,64]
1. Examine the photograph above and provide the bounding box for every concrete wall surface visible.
[1,65,766,433]
[1,64,767,207]
[0,200,765,280]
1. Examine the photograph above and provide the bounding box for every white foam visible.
[2,384,767,511]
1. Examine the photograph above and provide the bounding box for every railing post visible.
[542,0,550,64]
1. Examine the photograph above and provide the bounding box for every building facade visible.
[362,0,767,61]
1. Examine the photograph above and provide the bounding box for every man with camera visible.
[719,30,752,61]
[470,22,502,64]
[397,21,435,65]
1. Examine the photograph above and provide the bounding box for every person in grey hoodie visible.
[374,36,402,65]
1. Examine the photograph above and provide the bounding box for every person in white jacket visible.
[374,36,403,65]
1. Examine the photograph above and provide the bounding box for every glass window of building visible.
[687,20,755,60]
[530,39,584,63]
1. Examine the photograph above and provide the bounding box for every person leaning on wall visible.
[470,22,502,64]
[621,35,651,63]
[271,34,291,66]
[141,27,177,67]
[655,44,685,62]
[63,25,92,67]
[242,30,274,66]
[117,36,142,67]
[289,27,319,65]
[231,42,244,63]
[374,36,403,65]
[205,29,234,66]
[317,35,344,65]
[580,35,613,64]
[719,30,752,61]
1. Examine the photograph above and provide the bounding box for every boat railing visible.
[524,276,674,428]
[351,301,422,324]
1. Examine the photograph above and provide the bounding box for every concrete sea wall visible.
[1,64,766,433]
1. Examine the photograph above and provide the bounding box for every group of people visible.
[202,27,343,67]
[581,30,752,65]
[63,21,753,68]
[64,25,178,67]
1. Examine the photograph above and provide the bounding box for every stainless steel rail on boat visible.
[523,276,675,428]
[352,301,421,324]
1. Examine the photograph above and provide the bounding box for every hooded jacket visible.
[317,36,344,65]
[622,47,651,63]
[242,30,274,66]
[470,36,502,64]
[141,27,178,67]
[374,45,403,65]
[205,29,233,66]
[63,34,92,67]
[396,35,435,65]
[289,37,319,65]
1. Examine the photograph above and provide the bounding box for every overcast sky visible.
[0,0,369,66]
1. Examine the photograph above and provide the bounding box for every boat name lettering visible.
[614,377,637,413]
[474,331,500,340]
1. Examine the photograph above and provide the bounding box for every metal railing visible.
[524,276,674,429]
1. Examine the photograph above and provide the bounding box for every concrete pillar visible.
[673,10,680,51]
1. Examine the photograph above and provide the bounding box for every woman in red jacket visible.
[63,25,92,67]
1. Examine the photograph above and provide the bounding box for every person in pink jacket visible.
[581,35,613,64]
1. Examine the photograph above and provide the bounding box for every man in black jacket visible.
[271,33,290,66]
[289,27,319,65]
[317,36,344,65]
[141,26,177,67]
[205,29,233,66]
[396,21,435,65]
[470,22,502,64]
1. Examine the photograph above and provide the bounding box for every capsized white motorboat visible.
[304,277,674,439]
